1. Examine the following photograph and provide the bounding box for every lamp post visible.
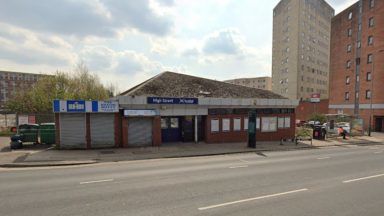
[368,49,384,136]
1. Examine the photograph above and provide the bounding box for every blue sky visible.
[0,0,356,91]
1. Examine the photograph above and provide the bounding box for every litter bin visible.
[18,124,39,143]
[313,125,325,140]
[10,134,23,149]
[39,123,55,144]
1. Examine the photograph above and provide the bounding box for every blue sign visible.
[147,97,198,105]
[67,100,86,112]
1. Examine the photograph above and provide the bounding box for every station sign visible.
[53,100,119,113]
[147,97,198,105]
[310,93,320,103]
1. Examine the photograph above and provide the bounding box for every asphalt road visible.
[1,145,384,216]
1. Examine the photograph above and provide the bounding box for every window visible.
[261,117,277,132]
[277,117,291,129]
[367,54,373,63]
[367,72,372,81]
[278,117,285,128]
[170,118,179,128]
[284,117,291,128]
[256,118,260,129]
[357,41,361,48]
[369,17,374,27]
[348,11,353,20]
[211,119,219,132]
[358,23,362,32]
[244,118,248,130]
[366,90,372,99]
[346,60,352,68]
[222,118,230,132]
[345,92,350,101]
[347,28,352,37]
[347,44,352,52]
[346,76,350,85]
[233,118,241,131]
[161,118,168,129]
[368,36,374,45]
[356,92,359,99]
[370,0,375,8]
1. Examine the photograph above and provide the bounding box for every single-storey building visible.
[54,72,299,149]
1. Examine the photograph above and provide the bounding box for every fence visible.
[0,113,54,132]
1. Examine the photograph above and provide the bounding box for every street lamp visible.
[368,49,384,136]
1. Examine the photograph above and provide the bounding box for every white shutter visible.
[128,118,152,147]
[60,113,86,149]
[90,114,115,148]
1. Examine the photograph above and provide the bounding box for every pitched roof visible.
[120,71,285,99]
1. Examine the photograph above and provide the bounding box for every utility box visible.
[39,123,55,144]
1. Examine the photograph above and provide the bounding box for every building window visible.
[368,36,374,45]
[348,11,353,20]
[170,118,179,128]
[357,41,361,49]
[243,117,248,130]
[346,76,350,85]
[367,54,373,63]
[369,17,374,27]
[222,118,230,132]
[366,90,372,99]
[233,118,241,131]
[367,72,372,81]
[347,44,352,52]
[347,28,352,37]
[256,118,260,129]
[261,117,277,132]
[211,119,219,132]
[278,117,291,129]
[356,92,359,99]
[161,118,168,129]
[346,60,352,68]
[345,92,350,101]
[358,23,362,32]
[370,0,375,8]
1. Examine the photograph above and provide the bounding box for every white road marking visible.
[80,179,114,184]
[343,173,384,183]
[198,188,308,210]
[369,147,379,150]
[374,151,383,154]
[229,165,249,169]
[317,156,330,160]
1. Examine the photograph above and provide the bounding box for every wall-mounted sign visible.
[53,100,119,113]
[310,93,320,103]
[147,97,198,105]
[124,109,158,116]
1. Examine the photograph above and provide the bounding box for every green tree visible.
[6,64,111,113]
[309,113,327,124]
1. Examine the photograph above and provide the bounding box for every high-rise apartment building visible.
[224,77,272,90]
[272,0,334,100]
[329,0,384,132]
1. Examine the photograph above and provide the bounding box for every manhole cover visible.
[99,151,115,154]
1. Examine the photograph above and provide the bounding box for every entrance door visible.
[375,117,383,132]
[161,117,182,143]
[182,116,194,142]
[128,118,153,146]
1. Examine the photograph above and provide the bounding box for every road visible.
[1,145,384,216]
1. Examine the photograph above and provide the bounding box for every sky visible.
[0,0,357,92]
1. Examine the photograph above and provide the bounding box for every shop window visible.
[161,118,168,129]
[278,117,285,128]
[284,117,291,128]
[233,118,241,131]
[222,118,230,132]
[170,118,179,128]
[261,117,277,132]
[244,117,248,130]
[211,119,219,133]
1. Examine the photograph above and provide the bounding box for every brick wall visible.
[295,99,329,121]
[152,116,161,146]
[205,113,296,143]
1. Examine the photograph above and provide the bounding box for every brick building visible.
[329,0,384,132]
[0,71,43,110]
[54,72,299,149]
[224,77,272,90]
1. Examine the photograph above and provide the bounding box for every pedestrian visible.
[338,127,346,139]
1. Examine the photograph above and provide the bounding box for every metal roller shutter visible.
[90,113,115,148]
[60,113,86,149]
[128,118,152,147]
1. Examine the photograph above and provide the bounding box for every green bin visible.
[39,123,56,144]
[18,124,39,143]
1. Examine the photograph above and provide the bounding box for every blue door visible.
[161,117,182,143]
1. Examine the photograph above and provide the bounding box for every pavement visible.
[2,145,384,215]
[0,132,383,168]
